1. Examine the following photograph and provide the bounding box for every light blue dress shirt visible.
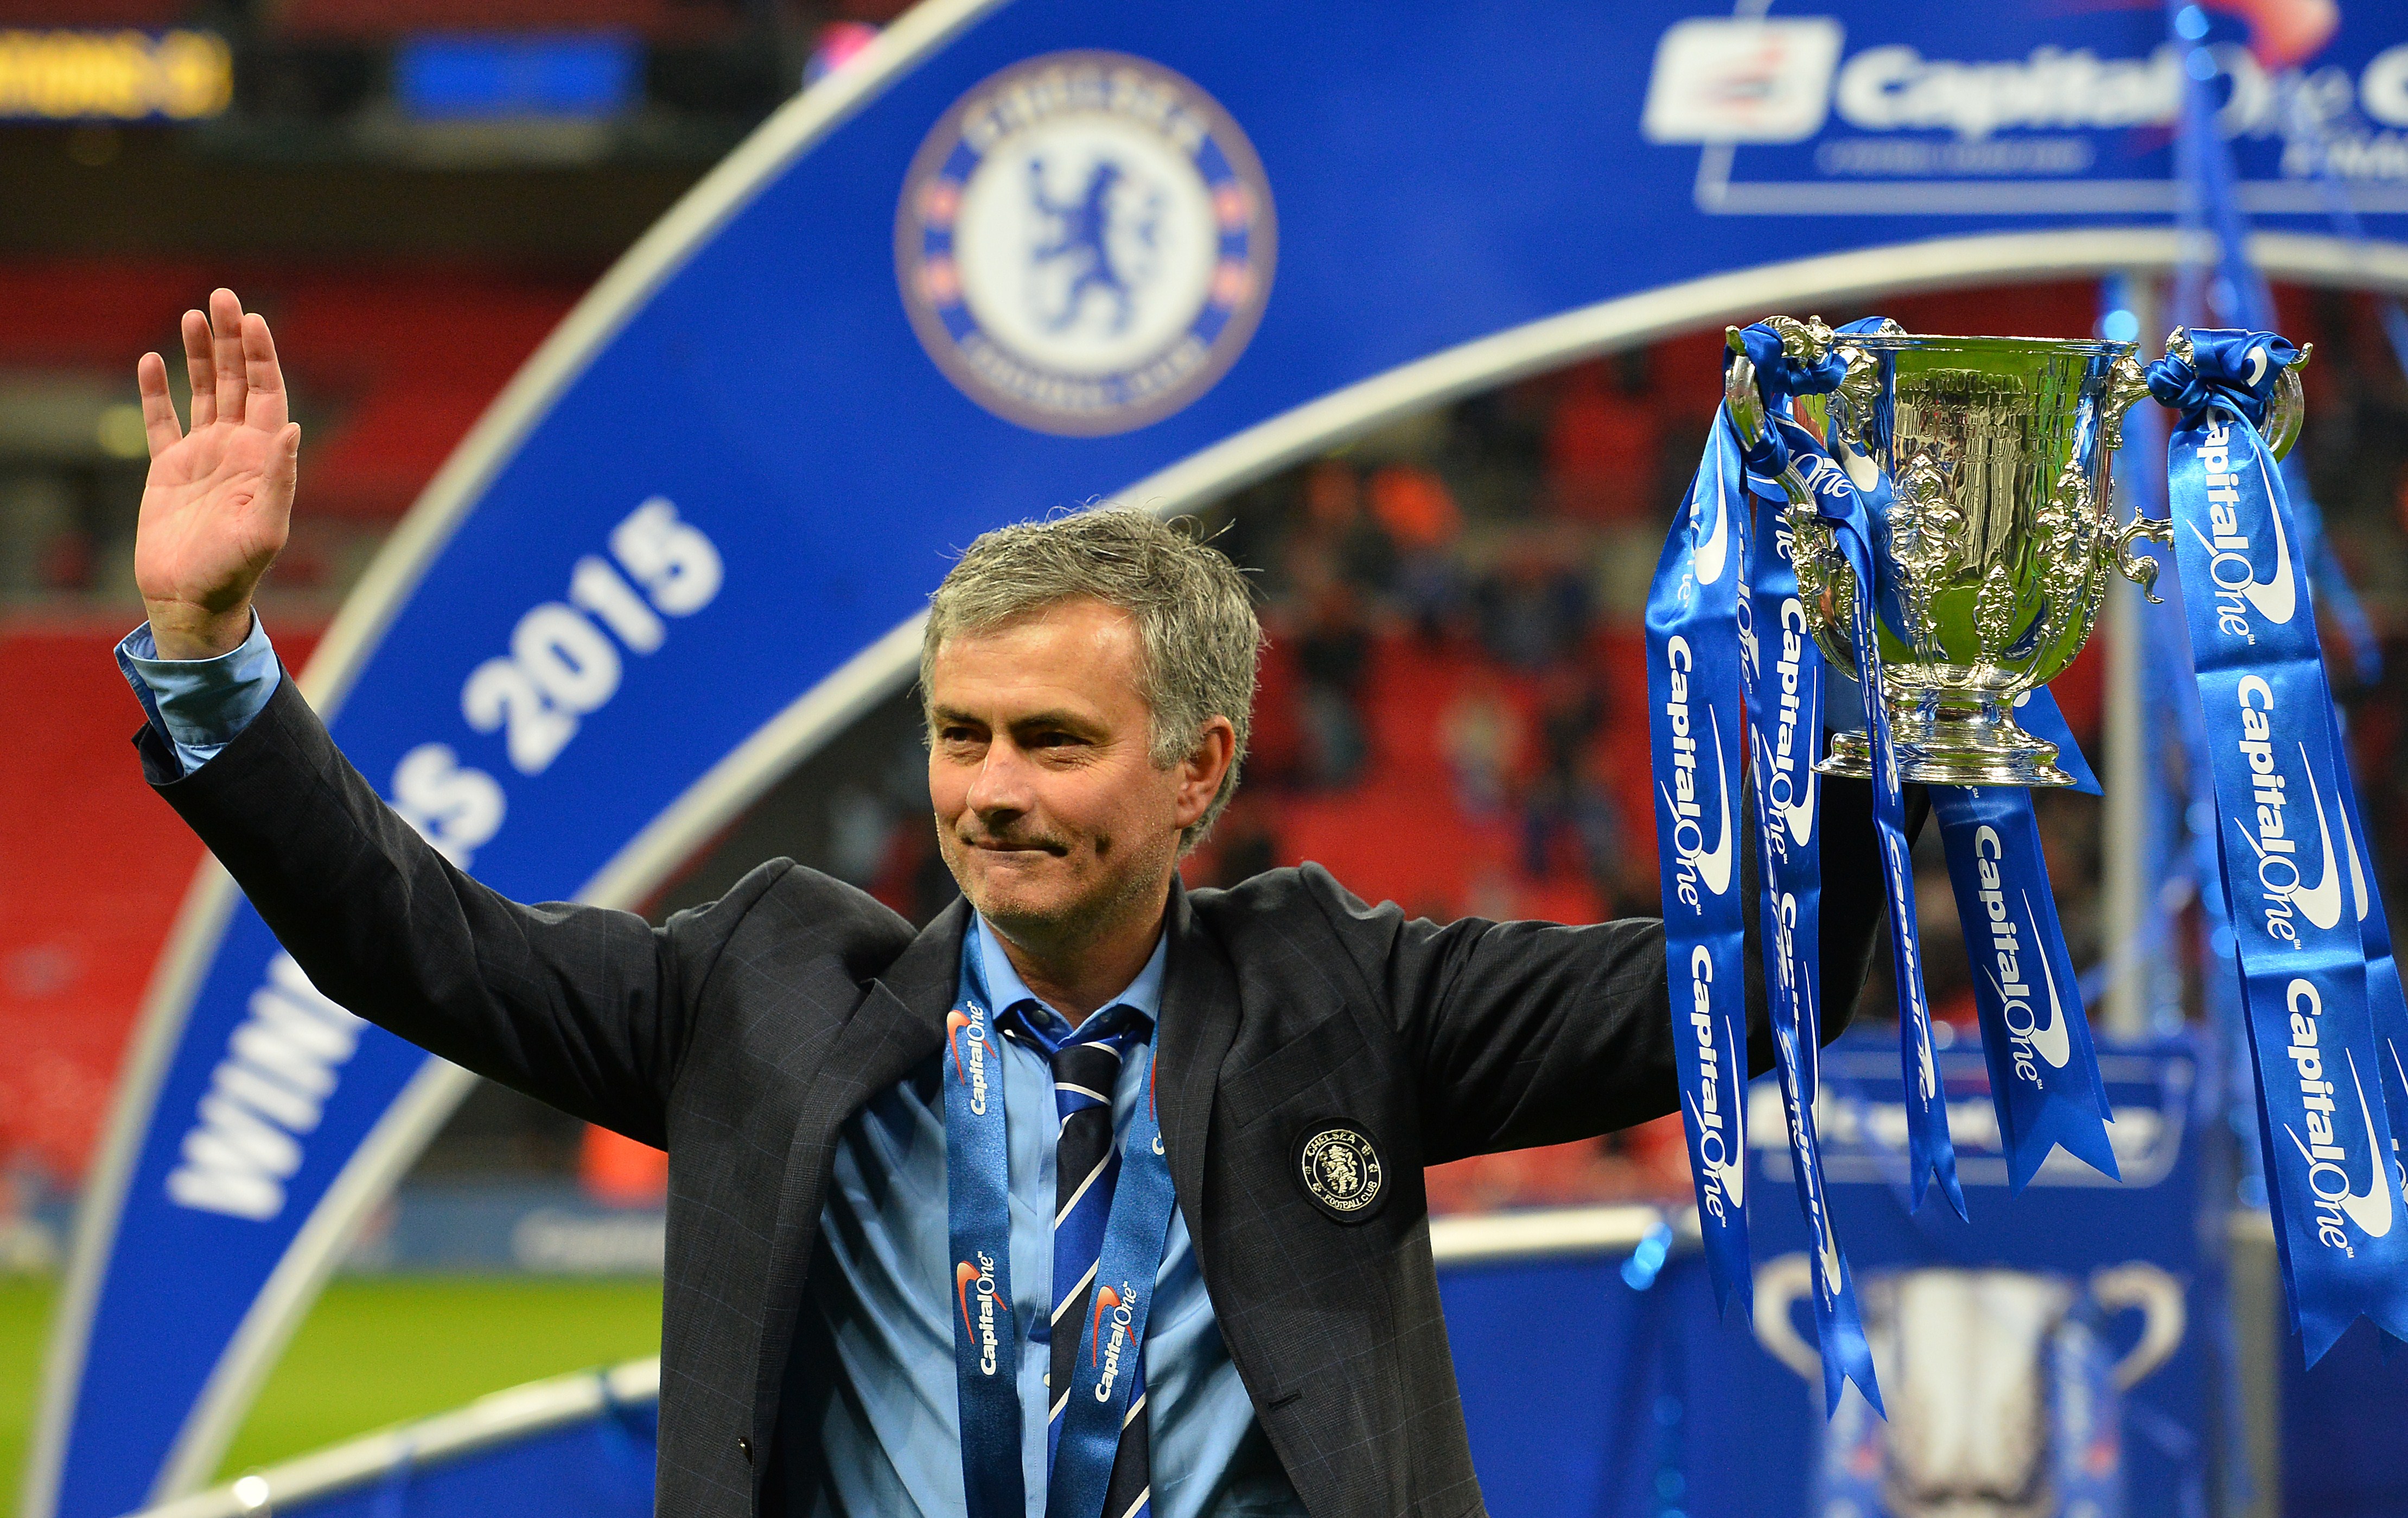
[117,623,1304,1518]
[799,917,1297,1518]
[115,614,281,776]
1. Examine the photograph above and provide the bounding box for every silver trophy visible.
[1725,317,2307,787]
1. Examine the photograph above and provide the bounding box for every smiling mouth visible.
[966,837,1068,857]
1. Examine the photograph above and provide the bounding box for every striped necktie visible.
[1006,1004,1153,1518]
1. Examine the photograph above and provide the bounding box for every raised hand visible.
[133,288,301,659]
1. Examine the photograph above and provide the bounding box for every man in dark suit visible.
[122,291,1902,1518]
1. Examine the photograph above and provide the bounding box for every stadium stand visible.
[0,256,578,1191]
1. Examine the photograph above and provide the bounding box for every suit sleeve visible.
[1304,776,1922,1165]
[137,674,781,1146]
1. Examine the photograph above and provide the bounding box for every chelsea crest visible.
[895,51,1276,436]
[1297,1125,1385,1220]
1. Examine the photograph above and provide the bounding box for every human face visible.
[926,598,1225,949]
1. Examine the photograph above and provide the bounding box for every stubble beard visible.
[939,818,1169,961]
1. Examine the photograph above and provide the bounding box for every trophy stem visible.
[1815,691,2074,788]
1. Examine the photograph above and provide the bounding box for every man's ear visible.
[1173,717,1238,827]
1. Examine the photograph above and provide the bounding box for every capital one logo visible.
[947,1006,993,1114]
[1970,825,2072,1085]
[957,1253,1005,1375]
[1683,945,1746,1221]
[1752,596,1817,856]
[1642,17,1844,143]
[2184,415,2295,639]
[1661,636,1735,911]
[2231,678,2370,947]
[1881,830,1940,1103]
[2281,979,2395,1251]
[1801,450,1872,553]
[1091,1282,1137,1401]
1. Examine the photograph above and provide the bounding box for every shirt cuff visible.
[117,612,281,777]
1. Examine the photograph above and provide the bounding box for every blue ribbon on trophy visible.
[1927,788,2119,1190]
[1736,434,1885,1417]
[1651,313,2194,1409]
[1646,409,1757,1327]
[2149,327,2408,1361]
[2330,751,2408,1179]
[1724,317,1965,1222]
[2009,691,2100,796]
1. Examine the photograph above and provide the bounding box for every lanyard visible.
[943,960,1180,1518]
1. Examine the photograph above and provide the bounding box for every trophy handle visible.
[2263,346,2310,461]
[2097,353,2174,604]
[1719,347,1826,551]
[2110,513,2175,605]
[1721,316,1840,454]
[1722,340,1777,453]
[1829,319,1903,462]
[2089,1261,2186,1390]
[2103,333,2307,602]
[2099,352,2153,457]
[1750,1253,1824,1381]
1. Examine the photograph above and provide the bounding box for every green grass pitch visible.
[0,1275,666,1514]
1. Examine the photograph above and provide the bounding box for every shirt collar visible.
[968,912,1167,1041]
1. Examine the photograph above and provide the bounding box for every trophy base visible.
[1814,699,2073,788]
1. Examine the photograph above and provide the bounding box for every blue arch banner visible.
[31,2,2408,1514]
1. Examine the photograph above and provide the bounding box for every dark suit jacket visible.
[141,677,1904,1518]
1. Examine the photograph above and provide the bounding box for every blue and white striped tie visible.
[1011,1004,1152,1518]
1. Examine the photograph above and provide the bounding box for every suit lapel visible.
[749,898,966,1475]
[1156,881,1240,1253]
[867,895,976,1034]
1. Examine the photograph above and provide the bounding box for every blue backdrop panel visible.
[1772,1036,2214,1518]
[1443,1253,1769,1518]
[253,1405,658,1518]
[1451,1034,2215,1518]
[2284,1319,2408,1515]
[42,2,2408,1514]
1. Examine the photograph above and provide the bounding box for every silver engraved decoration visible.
[1723,315,2309,787]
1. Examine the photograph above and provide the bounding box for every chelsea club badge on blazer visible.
[1296,1123,1385,1222]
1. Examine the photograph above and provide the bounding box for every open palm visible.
[133,288,301,659]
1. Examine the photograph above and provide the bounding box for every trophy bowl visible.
[1721,317,2293,787]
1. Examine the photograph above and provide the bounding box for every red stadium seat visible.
[0,618,321,1184]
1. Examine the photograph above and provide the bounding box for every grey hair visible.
[921,507,1263,851]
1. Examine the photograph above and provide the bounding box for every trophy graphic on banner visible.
[1755,1259,2187,1518]
[1648,312,2408,1418]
